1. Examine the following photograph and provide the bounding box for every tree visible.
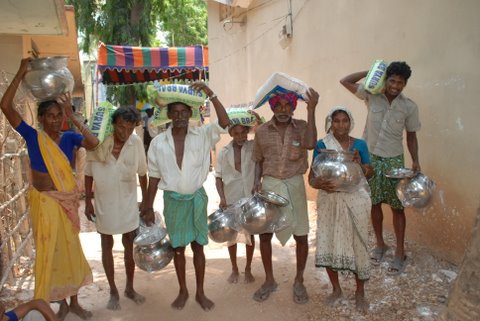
[65,0,207,105]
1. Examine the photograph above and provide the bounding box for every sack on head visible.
[253,72,309,109]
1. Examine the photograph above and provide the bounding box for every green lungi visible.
[369,154,404,209]
[163,187,208,248]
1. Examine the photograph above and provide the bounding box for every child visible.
[215,110,261,283]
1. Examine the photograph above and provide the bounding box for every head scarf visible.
[268,92,298,111]
[325,106,355,133]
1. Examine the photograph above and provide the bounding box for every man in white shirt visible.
[84,107,148,310]
[143,81,230,311]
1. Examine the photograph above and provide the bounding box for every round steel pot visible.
[239,192,289,234]
[23,56,74,101]
[312,149,363,192]
[133,229,173,272]
[396,173,435,208]
[208,209,238,243]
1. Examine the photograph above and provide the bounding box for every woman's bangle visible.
[208,93,217,100]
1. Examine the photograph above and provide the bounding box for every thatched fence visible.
[0,71,35,291]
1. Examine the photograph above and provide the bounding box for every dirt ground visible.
[1,173,458,321]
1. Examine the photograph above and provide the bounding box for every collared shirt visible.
[355,83,421,157]
[85,134,147,235]
[215,140,255,204]
[252,118,309,179]
[148,122,226,194]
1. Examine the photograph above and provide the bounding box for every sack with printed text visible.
[364,59,388,94]
[147,83,206,108]
[88,101,117,143]
[253,72,309,109]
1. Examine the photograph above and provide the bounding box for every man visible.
[0,59,98,321]
[251,88,319,304]
[84,107,148,310]
[340,61,421,275]
[142,81,229,311]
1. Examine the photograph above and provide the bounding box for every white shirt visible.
[148,122,226,194]
[215,140,255,204]
[85,134,147,235]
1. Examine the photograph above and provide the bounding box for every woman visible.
[0,58,99,320]
[308,107,373,312]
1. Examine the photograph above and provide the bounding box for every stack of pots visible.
[239,191,289,234]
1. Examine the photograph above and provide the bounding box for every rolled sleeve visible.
[405,102,421,132]
[355,83,369,101]
[214,148,225,178]
[203,121,227,148]
[147,139,162,179]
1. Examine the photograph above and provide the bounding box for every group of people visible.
[0,58,419,319]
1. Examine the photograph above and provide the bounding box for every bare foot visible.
[56,301,69,321]
[227,270,239,284]
[325,290,343,305]
[244,270,255,283]
[195,293,215,311]
[124,289,146,305]
[107,293,121,310]
[70,304,93,320]
[355,293,369,313]
[171,290,189,310]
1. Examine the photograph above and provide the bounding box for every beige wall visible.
[207,0,480,264]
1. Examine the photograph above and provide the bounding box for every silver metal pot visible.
[208,209,238,243]
[239,191,289,234]
[396,172,436,208]
[133,228,174,272]
[312,149,363,192]
[23,56,74,101]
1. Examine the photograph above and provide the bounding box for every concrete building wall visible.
[207,0,480,264]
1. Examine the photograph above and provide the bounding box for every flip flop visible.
[387,256,408,276]
[370,246,389,266]
[253,283,278,302]
[293,283,309,304]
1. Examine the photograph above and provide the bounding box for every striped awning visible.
[97,42,209,85]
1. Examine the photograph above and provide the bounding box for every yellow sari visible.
[29,131,92,301]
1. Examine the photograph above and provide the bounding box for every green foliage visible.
[154,0,208,46]
[65,0,208,105]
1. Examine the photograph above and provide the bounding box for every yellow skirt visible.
[29,188,93,301]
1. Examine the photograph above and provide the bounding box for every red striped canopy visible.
[97,42,209,85]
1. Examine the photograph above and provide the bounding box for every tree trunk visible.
[439,208,480,321]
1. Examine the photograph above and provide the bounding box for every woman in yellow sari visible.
[0,59,99,320]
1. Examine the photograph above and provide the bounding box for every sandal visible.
[370,246,389,266]
[293,283,309,304]
[387,256,408,276]
[253,283,278,302]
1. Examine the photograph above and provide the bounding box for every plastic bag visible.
[135,211,167,246]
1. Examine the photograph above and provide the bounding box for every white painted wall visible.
[207,0,480,263]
